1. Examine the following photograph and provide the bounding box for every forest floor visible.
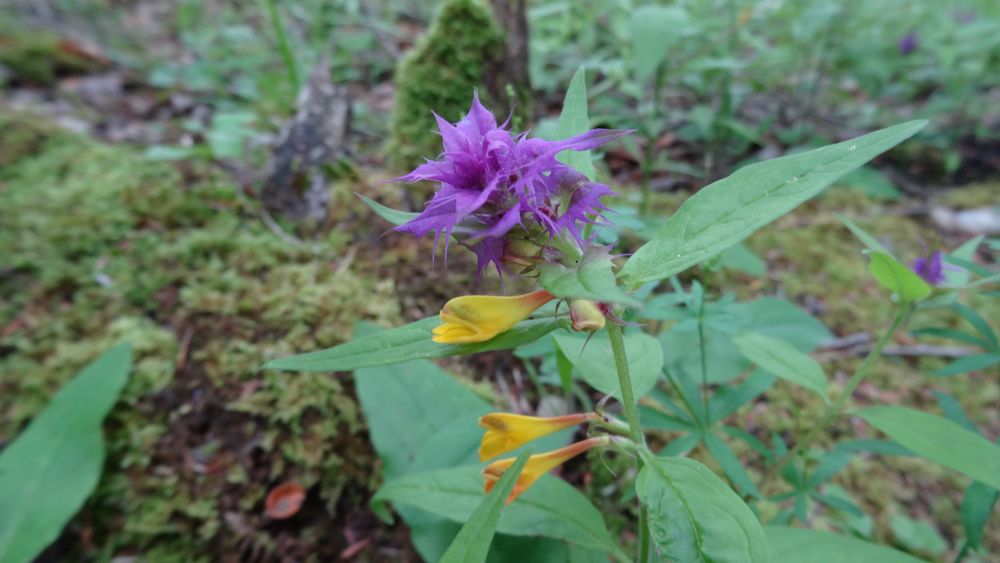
[1,8,999,563]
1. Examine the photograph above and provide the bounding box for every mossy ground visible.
[0,112,403,560]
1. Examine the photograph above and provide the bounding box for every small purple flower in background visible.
[911,251,945,285]
[392,93,628,277]
[898,32,919,56]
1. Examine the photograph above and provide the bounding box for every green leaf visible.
[555,67,595,180]
[857,406,1000,491]
[704,433,763,498]
[357,194,418,226]
[713,242,766,276]
[661,297,831,384]
[868,252,932,302]
[943,236,983,287]
[733,332,829,402]
[708,369,777,424]
[952,303,998,349]
[836,214,890,254]
[629,6,688,80]
[537,251,639,306]
[765,526,924,562]
[0,344,132,563]
[961,480,998,549]
[372,466,627,562]
[619,120,927,285]
[353,346,490,477]
[838,166,902,201]
[555,346,574,394]
[552,330,663,400]
[889,513,948,556]
[636,453,768,562]
[931,390,978,433]
[264,317,563,372]
[440,451,531,563]
[933,353,1000,377]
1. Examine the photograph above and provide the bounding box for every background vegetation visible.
[0,0,997,561]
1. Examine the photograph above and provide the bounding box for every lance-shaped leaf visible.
[554,67,595,180]
[765,526,924,562]
[619,120,927,285]
[0,344,132,563]
[733,332,829,402]
[636,452,768,562]
[264,317,563,372]
[857,406,1000,491]
[439,451,531,563]
[358,194,418,226]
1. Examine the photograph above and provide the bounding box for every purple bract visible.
[911,251,945,285]
[391,93,628,277]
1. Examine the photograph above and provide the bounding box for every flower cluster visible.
[478,412,609,503]
[392,93,627,278]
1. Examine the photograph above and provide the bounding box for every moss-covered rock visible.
[0,112,400,560]
[388,0,525,170]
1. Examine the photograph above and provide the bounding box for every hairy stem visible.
[607,322,650,562]
[761,304,911,490]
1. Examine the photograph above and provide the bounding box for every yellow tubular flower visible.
[479,412,600,461]
[483,436,610,504]
[432,290,555,344]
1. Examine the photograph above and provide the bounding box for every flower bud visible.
[502,239,543,268]
[569,299,606,332]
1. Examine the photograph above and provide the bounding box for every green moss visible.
[0,22,100,85]
[0,112,400,559]
[387,0,510,170]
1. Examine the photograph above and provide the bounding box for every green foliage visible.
[733,332,829,402]
[372,466,627,561]
[765,525,924,562]
[265,316,563,372]
[552,67,595,179]
[636,453,768,562]
[629,6,688,80]
[387,0,507,169]
[0,344,132,563]
[538,250,639,307]
[867,253,932,302]
[552,330,662,400]
[857,406,1000,491]
[439,450,531,563]
[619,120,927,285]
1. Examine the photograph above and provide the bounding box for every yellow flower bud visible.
[432,290,554,344]
[478,412,599,461]
[483,437,609,503]
[569,299,606,332]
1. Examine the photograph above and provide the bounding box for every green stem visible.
[607,321,650,562]
[607,323,644,444]
[264,0,300,96]
[696,294,710,418]
[761,304,911,490]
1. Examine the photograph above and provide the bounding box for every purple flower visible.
[898,32,919,55]
[392,93,628,277]
[911,251,945,285]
